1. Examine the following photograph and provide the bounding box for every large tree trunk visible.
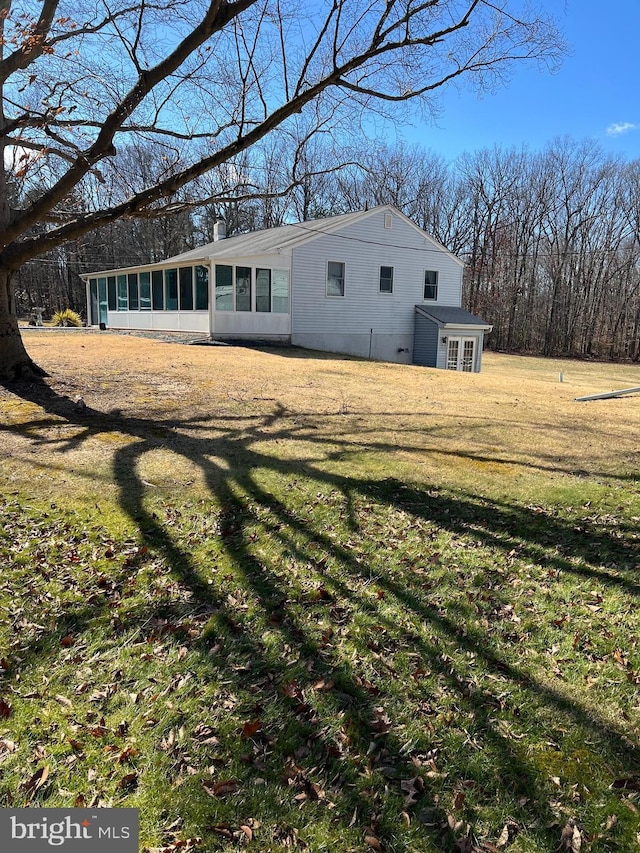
[0,268,45,379]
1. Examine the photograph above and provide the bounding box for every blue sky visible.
[396,0,640,162]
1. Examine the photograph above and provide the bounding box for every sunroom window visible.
[256,268,271,312]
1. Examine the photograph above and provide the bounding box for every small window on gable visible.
[384,213,392,229]
[379,266,393,293]
[327,261,345,297]
[424,270,438,300]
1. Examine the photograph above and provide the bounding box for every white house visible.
[83,205,492,371]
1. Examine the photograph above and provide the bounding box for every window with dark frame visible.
[424,270,438,300]
[379,266,393,293]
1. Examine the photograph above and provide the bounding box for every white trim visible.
[442,323,491,331]
[326,259,346,298]
[379,264,394,294]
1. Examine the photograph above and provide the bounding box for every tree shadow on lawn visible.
[1,377,640,851]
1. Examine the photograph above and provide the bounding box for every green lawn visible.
[1,341,639,852]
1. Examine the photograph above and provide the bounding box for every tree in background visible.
[0,0,563,377]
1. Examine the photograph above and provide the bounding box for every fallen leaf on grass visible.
[202,779,240,797]
[144,838,201,853]
[496,825,510,849]
[0,699,12,719]
[24,765,49,793]
[354,675,379,695]
[114,720,129,738]
[453,790,466,810]
[241,719,262,739]
[370,707,392,734]
[312,679,334,692]
[411,666,431,680]
[364,832,384,852]
[560,821,582,852]
[400,776,424,807]
[117,746,139,763]
[0,738,17,756]
[210,824,235,840]
[117,772,138,790]
[611,777,640,791]
[191,724,219,746]
[314,586,333,602]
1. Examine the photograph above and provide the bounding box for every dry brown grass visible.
[2,332,640,853]
[1,331,639,504]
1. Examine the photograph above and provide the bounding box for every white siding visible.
[106,311,209,333]
[213,312,290,338]
[290,209,462,360]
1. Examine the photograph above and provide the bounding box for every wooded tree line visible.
[15,136,640,361]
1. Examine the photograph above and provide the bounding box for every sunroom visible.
[84,248,291,340]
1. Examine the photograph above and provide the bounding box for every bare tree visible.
[0,0,564,377]
[435,139,640,360]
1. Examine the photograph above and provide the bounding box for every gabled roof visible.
[168,207,380,263]
[415,305,492,330]
[82,205,463,277]
[166,204,463,265]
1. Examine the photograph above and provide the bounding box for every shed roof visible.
[415,305,492,329]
